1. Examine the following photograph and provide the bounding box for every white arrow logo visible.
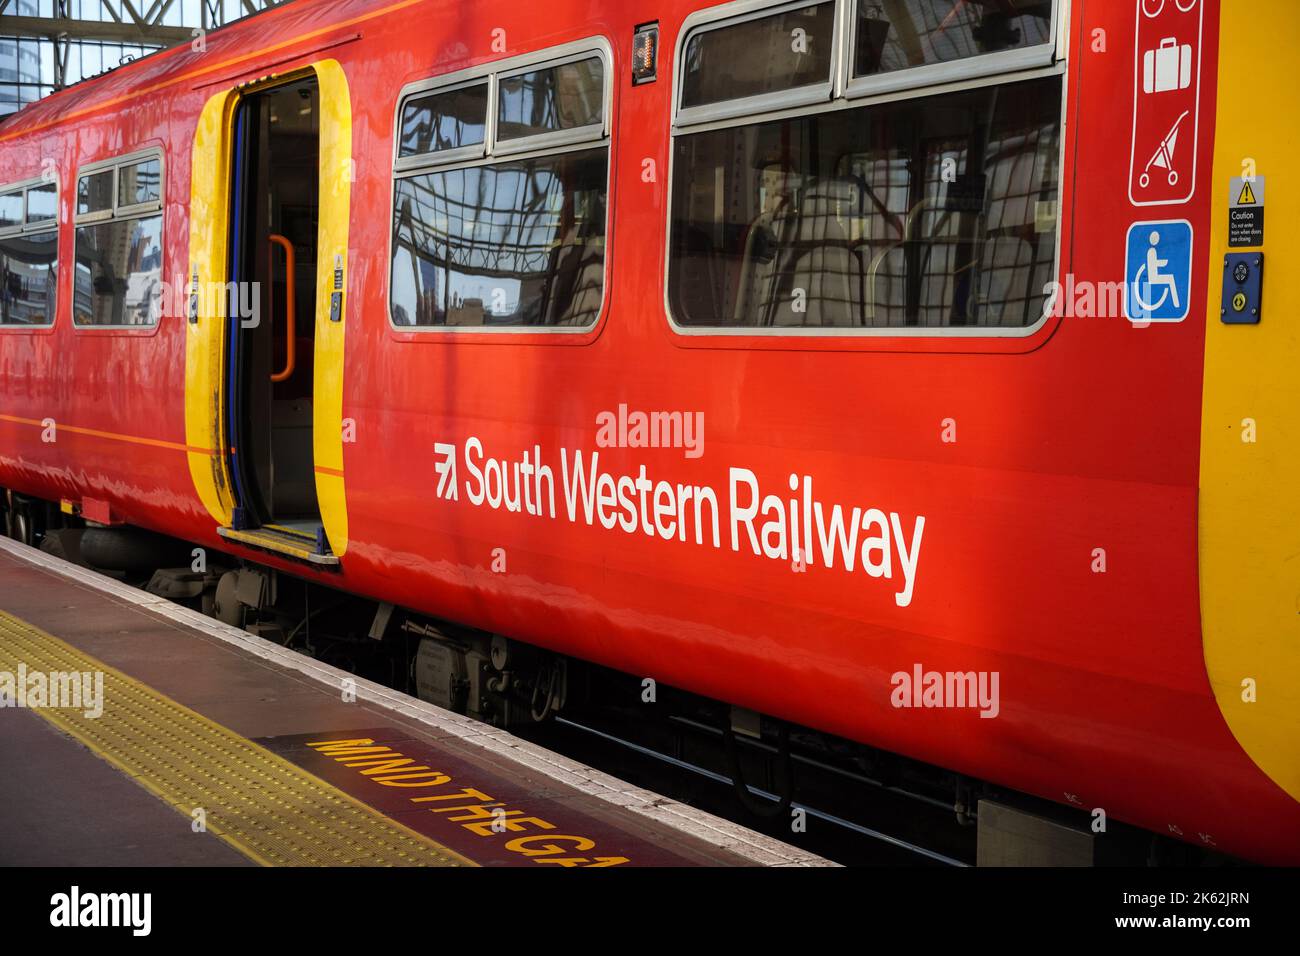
[434,442,459,500]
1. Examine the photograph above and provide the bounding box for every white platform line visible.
[0,536,834,867]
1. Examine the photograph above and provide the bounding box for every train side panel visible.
[1,0,1296,862]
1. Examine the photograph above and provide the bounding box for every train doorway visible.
[221,75,335,564]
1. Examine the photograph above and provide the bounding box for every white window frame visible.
[0,174,59,237]
[674,0,1062,129]
[387,37,614,335]
[74,148,164,225]
[0,173,61,329]
[72,147,165,329]
[114,154,165,218]
[493,48,609,157]
[392,40,612,172]
[674,0,842,129]
[73,168,115,224]
[393,77,493,173]
[842,0,1061,100]
[665,0,1068,339]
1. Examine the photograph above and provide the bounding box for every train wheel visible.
[13,507,33,546]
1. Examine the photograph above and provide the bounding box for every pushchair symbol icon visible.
[1139,110,1190,189]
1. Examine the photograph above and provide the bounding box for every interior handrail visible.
[866,197,979,324]
[267,234,296,383]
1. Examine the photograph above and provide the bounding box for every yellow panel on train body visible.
[1200,0,1300,801]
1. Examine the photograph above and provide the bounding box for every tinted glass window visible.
[399,83,489,158]
[0,230,58,325]
[73,215,163,326]
[497,57,604,141]
[681,2,836,109]
[118,158,160,207]
[854,0,1053,77]
[390,147,607,328]
[0,191,21,229]
[78,170,113,215]
[668,76,1061,329]
[25,182,56,222]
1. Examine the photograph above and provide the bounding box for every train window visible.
[667,0,1062,335]
[0,191,22,229]
[679,1,837,119]
[73,149,165,328]
[391,151,607,327]
[77,170,113,216]
[73,217,164,327]
[1,231,60,326]
[496,56,604,145]
[390,40,611,331]
[398,81,489,160]
[25,183,56,224]
[117,158,161,209]
[850,0,1055,94]
[0,176,60,328]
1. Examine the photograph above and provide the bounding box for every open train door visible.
[185,62,352,567]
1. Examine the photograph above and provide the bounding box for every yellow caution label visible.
[1237,180,1257,205]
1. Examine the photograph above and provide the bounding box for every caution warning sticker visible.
[1229,175,1264,247]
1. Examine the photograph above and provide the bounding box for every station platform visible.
[0,537,827,868]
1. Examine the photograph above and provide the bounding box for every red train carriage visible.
[1,0,1297,863]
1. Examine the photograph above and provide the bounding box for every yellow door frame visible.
[185,59,351,558]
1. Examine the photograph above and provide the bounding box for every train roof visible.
[0,0,384,141]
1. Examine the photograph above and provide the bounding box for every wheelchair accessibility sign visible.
[1125,220,1193,322]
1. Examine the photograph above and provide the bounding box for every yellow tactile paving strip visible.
[0,611,475,867]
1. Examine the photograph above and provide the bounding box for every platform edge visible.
[0,536,835,868]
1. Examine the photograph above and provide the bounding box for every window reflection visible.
[668,76,1061,329]
[681,2,836,109]
[497,58,604,141]
[78,170,113,215]
[73,215,163,326]
[0,230,58,326]
[399,83,489,158]
[118,159,160,207]
[25,183,56,222]
[0,191,21,229]
[390,147,607,328]
[854,0,1053,77]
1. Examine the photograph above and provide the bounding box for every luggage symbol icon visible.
[1143,37,1193,94]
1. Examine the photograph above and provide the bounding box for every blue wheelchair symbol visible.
[1125,220,1193,322]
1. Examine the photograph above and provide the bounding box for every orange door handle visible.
[268,234,296,383]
